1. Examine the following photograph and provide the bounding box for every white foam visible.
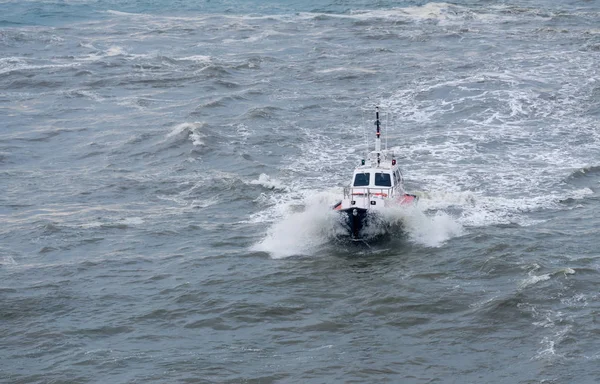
[317,67,377,75]
[400,207,465,247]
[519,267,576,289]
[250,194,341,259]
[249,174,288,191]
[406,189,554,228]
[106,10,141,17]
[397,2,462,23]
[0,255,17,266]
[561,267,576,276]
[97,3,540,35]
[178,55,212,63]
[78,216,144,229]
[569,188,594,200]
[80,221,103,229]
[342,2,516,26]
[294,3,464,24]
[519,273,551,289]
[157,177,224,208]
[120,217,144,225]
[167,122,206,146]
[560,292,588,308]
[0,58,80,76]
[536,337,557,359]
[222,29,288,44]
[106,46,126,56]
[78,41,98,50]
[534,325,571,361]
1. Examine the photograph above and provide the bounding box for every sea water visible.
[2,1,600,382]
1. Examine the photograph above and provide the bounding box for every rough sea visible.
[2,1,600,382]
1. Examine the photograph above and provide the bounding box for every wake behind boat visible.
[333,107,417,240]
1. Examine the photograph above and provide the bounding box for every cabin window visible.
[353,173,370,187]
[375,172,391,187]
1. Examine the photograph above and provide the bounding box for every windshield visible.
[353,173,370,187]
[375,172,391,187]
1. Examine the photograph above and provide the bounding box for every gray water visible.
[2,1,600,383]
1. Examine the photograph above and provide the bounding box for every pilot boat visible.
[333,107,417,239]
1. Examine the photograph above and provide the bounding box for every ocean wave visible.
[566,165,600,180]
[519,267,575,289]
[166,122,206,147]
[249,173,288,191]
[238,106,282,120]
[0,58,81,77]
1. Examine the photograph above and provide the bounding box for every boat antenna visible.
[375,106,381,153]
[362,109,368,160]
[375,106,381,166]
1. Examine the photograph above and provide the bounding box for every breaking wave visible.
[566,165,600,182]
[166,122,206,147]
[249,174,288,191]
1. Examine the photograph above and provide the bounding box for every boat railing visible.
[343,186,394,200]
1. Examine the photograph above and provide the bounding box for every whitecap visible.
[317,67,378,74]
[106,46,126,56]
[518,267,575,289]
[167,122,206,146]
[519,273,551,289]
[120,217,144,225]
[191,196,220,209]
[249,174,288,191]
[105,10,141,17]
[560,267,576,276]
[0,255,17,266]
[178,55,212,63]
[0,59,80,76]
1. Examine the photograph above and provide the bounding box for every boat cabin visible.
[351,167,403,188]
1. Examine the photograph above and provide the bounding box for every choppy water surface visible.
[2,1,600,382]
